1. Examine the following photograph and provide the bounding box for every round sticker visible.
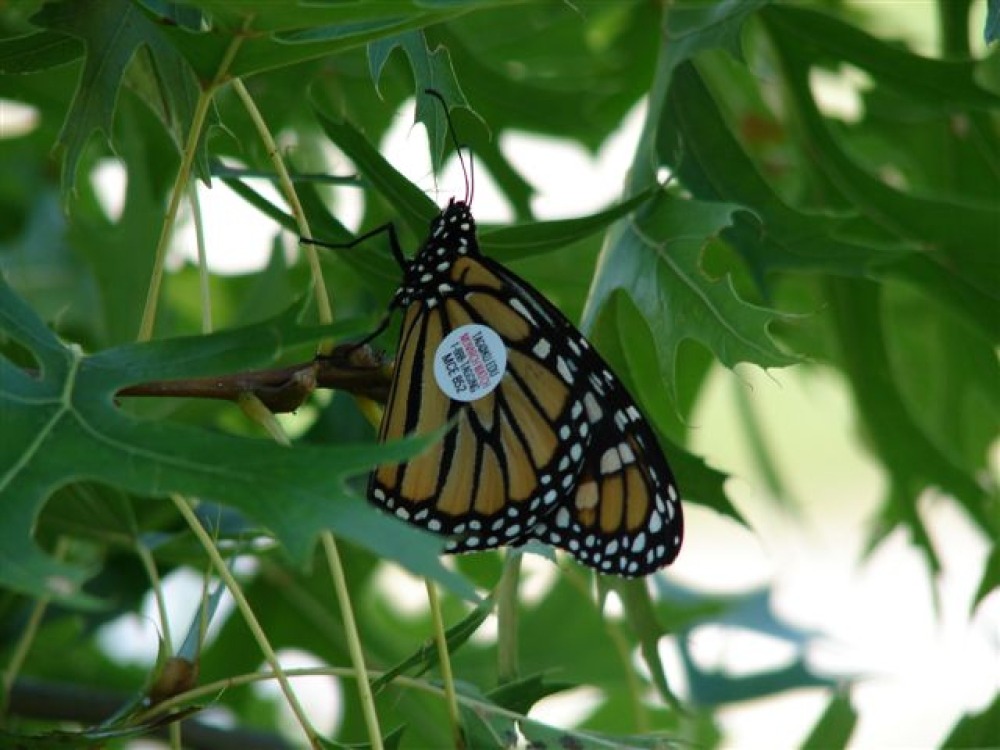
[433,324,508,402]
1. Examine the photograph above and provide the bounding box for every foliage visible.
[0,1,997,748]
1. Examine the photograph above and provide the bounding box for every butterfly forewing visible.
[369,201,591,550]
[367,199,684,577]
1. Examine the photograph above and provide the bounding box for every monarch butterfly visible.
[313,93,683,577]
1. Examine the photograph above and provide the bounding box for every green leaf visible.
[518,716,675,750]
[656,61,914,284]
[371,595,495,692]
[662,0,767,71]
[161,1,471,81]
[828,278,993,564]
[762,7,1000,331]
[486,673,574,716]
[369,31,468,169]
[312,104,439,237]
[987,0,1000,43]
[657,582,833,706]
[615,578,682,709]
[32,0,203,194]
[764,5,1000,109]
[973,546,1000,611]
[0,30,82,74]
[481,188,656,262]
[586,191,796,399]
[940,693,1000,748]
[801,690,857,750]
[0,276,475,605]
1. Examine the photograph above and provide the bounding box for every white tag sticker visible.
[433,324,507,402]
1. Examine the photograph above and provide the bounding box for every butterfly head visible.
[431,198,475,238]
[419,198,478,261]
[391,198,479,309]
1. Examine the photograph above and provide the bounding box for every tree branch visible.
[116,344,392,412]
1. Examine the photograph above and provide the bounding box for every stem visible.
[425,581,462,748]
[495,551,522,684]
[230,80,334,339]
[189,183,213,334]
[172,494,320,748]
[321,533,383,750]
[238,392,291,445]
[137,27,245,342]
[0,538,69,721]
[135,542,173,651]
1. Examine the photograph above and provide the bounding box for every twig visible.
[115,345,391,412]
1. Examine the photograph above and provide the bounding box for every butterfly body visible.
[368,199,683,577]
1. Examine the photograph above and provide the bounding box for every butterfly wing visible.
[369,246,592,552]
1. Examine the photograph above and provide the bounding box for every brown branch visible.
[116,344,392,413]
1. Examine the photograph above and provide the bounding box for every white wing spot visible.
[619,442,636,464]
[556,356,573,384]
[533,339,552,359]
[554,507,571,529]
[583,392,603,421]
[648,512,662,533]
[509,298,537,325]
[600,447,622,474]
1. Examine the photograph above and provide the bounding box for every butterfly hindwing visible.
[526,352,684,576]
[476,255,683,575]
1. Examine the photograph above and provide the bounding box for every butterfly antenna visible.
[424,88,472,205]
